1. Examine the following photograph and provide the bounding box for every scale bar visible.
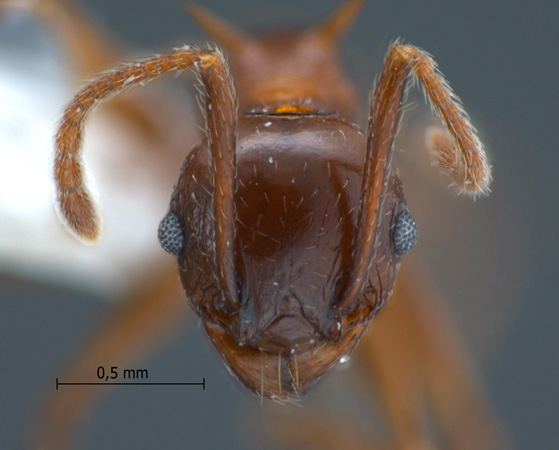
[56,377,205,390]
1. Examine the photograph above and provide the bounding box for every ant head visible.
[165,111,410,399]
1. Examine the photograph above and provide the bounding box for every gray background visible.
[1,0,558,449]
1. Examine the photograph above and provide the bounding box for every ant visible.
[5,0,504,448]
[54,0,490,403]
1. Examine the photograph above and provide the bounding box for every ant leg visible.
[31,262,188,450]
[389,264,505,450]
[1,0,119,75]
[340,41,491,308]
[358,263,504,450]
[360,293,435,450]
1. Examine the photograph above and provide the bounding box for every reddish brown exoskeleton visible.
[54,0,490,402]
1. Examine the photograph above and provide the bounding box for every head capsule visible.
[163,113,411,400]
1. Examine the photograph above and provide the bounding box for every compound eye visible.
[393,210,418,255]
[158,212,184,255]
